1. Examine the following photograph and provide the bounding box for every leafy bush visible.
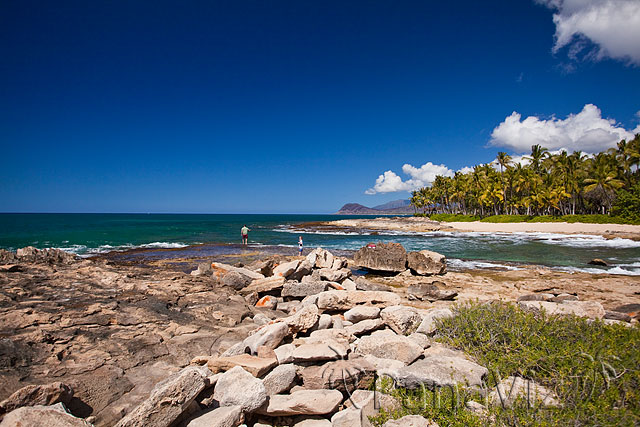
[612,182,640,222]
[371,302,640,426]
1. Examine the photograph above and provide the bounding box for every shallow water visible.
[1,213,638,275]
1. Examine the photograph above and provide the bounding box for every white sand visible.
[442,221,640,237]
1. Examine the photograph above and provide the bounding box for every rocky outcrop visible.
[407,250,447,276]
[354,242,408,273]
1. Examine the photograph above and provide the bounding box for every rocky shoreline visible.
[1,245,639,426]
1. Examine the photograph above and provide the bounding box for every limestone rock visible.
[340,278,357,291]
[381,305,423,335]
[0,403,87,427]
[212,366,267,413]
[273,260,301,279]
[318,268,351,282]
[605,310,632,322]
[316,313,333,330]
[0,382,73,415]
[205,354,277,377]
[384,356,487,390]
[281,304,319,334]
[274,343,296,365]
[407,250,446,276]
[262,364,297,395]
[240,276,285,295]
[277,300,302,314]
[316,290,401,310]
[307,328,354,345]
[115,366,209,427]
[307,248,335,269]
[242,322,289,354]
[282,281,329,298]
[211,262,264,281]
[415,308,454,335]
[344,306,380,323]
[488,376,560,408]
[407,283,456,302]
[256,389,343,416]
[292,341,348,362]
[185,405,244,427]
[518,300,606,319]
[300,359,375,392]
[345,318,385,336]
[191,262,212,276]
[221,271,253,290]
[294,419,332,427]
[354,277,392,292]
[255,295,278,309]
[354,354,406,372]
[354,242,407,273]
[354,330,422,364]
[289,260,314,281]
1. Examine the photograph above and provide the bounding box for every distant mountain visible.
[372,199,411,210]
[336,200,415,215]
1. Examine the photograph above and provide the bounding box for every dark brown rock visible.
[0,382,73,416]
[588,258,608,266]
[353,242,407,273]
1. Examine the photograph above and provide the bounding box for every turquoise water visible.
[1,213,639,275]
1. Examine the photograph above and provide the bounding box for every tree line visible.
[410,134,640,218]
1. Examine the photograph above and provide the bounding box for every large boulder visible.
[382,356,487,390]
[115,366,209,427]
[345,318,385,336]
[281,304,319,334]
[415,308,454,335]
[354,330,423,364]
[0,382,73,415]
[273,260,301,279]
[256,389,343,416]
[318,268,351,282]
[221,271,253,290]
[212,366,267,413]
[407,251,447,276]
[0,403,87,427]
[380,306,423,335]
[262,364,297,395]
[354,243,407,273]
[240,276,285,295]
[307,248,335,269]
[240,322,289,355]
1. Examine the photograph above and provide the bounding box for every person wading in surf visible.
[241,225,250,245]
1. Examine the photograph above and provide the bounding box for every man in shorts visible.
[241,225,250,245]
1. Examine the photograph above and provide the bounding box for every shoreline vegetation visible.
[408,138,640,222]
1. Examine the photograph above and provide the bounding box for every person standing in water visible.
[298,236,303,256]
[241,225,250,245]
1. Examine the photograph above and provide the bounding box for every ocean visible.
[1,213,639,275]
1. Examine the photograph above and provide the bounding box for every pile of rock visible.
[353,243,446,276]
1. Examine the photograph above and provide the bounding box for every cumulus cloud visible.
[365,162,454,194]
[489,104,639,154]
[537,0,640,65]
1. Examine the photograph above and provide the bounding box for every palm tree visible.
[584,153,625,214]
[529,144,548,175]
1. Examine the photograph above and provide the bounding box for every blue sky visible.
[1,0,639,213]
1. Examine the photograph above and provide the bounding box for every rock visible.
[407,283,456,301]
[354,354,406,372]
[518,300,606,319]
[332,315,344,329]
[115,365,209,427]
[277,300,302,314]
[292,341,348,362]
[318,268,351,282]
[307,328,354,345]
[255,295,278,309]
[383,356,487,390]
[256,389,343,416]
[289,260,314,281]
[221,271,254,290]
[488,376,560,407]
[253,313,271,326]
[273,260,301,279]
[316,314,333,330]
[407,332,430,349]
[211,262,265,280]
[274,344,296,365]
[407,250,447,276]
[354,277,392,292]
[212,366,267,413]
[354,330,423,364]
[245,292,260,306]
[344,306,380,323]
[316,290,401,310]
[247,258,276,277]
[605,310,632,322]
[0,403,87,427]
[381,306,423,335]
[14,247,76,264]
[282,281,329,298]
[282,304,319,334]
[191,262,212,276]
[341,278,357,291]
[588,258,608,266]
[300,359,375,392]
[550,293,578,303]
[185,405,244,427]
[240,276,286,295]
[204,354,277,377]
[415,308,454,335]
[307,248,335,269]
[0,382,73,415]
[382,415,438,427]
[354,242,407,273]
[517,294,547,302]
[422,343,465,358]
[262,364,297,395]
[346,318,385,336]
[294,419,332,427]
[242,322,289,354]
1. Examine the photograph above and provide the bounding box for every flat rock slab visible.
[273,260,301,278]
[212,262,264,280]
[206,354,277,377]
[354,330,423,364]
[518,300,606,319]
[185,405,244,427]
[282,281,329,298]
[293,341,348,362]
[383,356,487,390]
[256,389,344,416]
[316,290,401,311]
[115,366,209,427]
[240,276,286,295]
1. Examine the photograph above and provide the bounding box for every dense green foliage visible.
[612,182,640,222]
[425,213,640,225]
[410,135,640,218]
[371,302,640,426]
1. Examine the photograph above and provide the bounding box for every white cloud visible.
[365,162,454,194]
[489,104,638,154]
[537,0,640,65]
[457,166,474,174]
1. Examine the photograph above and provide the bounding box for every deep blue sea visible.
[1,213,639,275]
